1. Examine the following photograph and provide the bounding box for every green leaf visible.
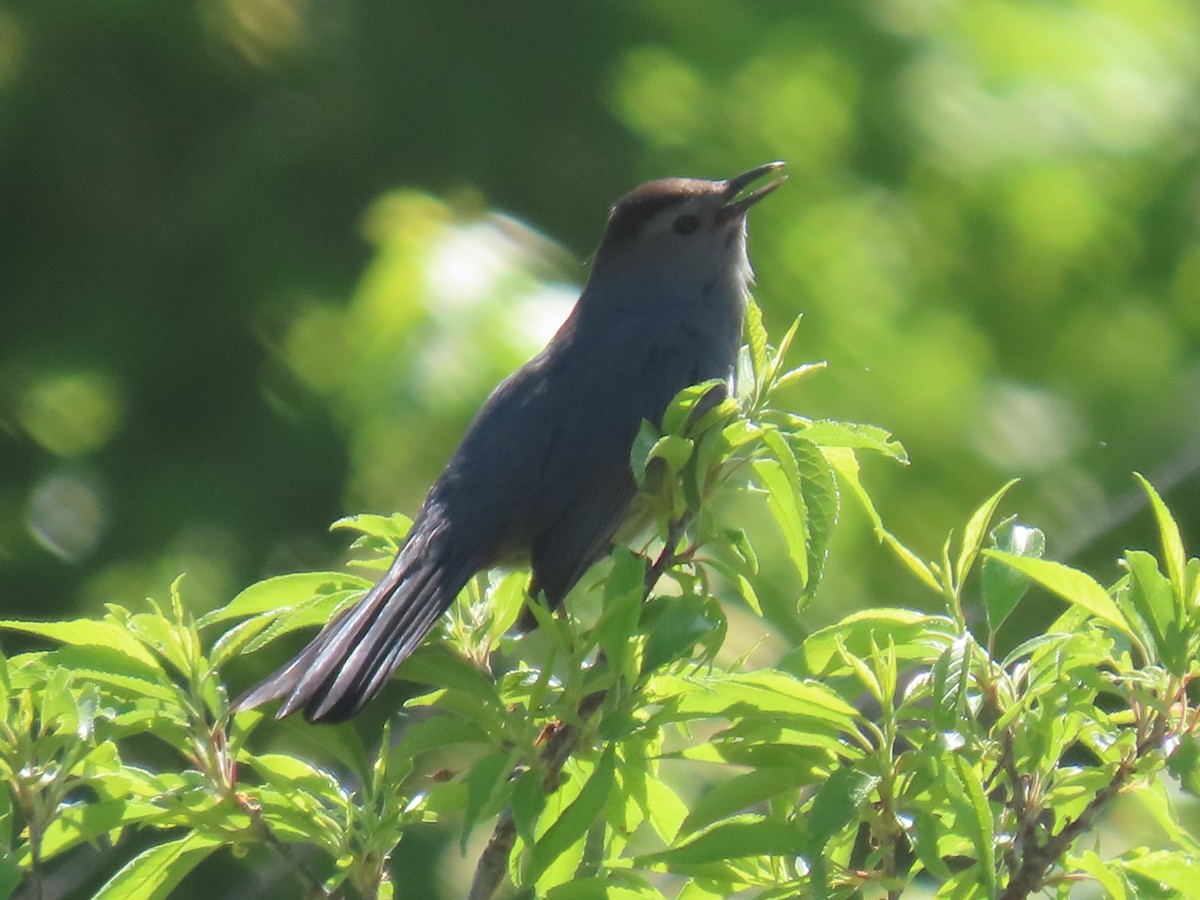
[594,549,645,678]
[982,551,1141,651]
[200,571,371,627]
[785,609,957,680]
[92,833,224,900]
[955,479,1019,588]
[772,362,827,392]
[638,817,807,867]
[1071,850,1130,900]
[528,746,617,883]
[646,434,695,476]
[461,750,515,851]
[1124,550,1179,671]
[1118,850,1200,896]
[745,298,769,390]
[34,799,128,864]
[1131,775,1200,856]
[768,314,803,382]
[807,766,879,851]
[806,767,880,895]
[680,767,809,836]
[1168,733,1200,799]
[648,670,859,731]
[982,516,1044,633]
[931,635,973,732]
[661,380,728,436]
[947,757,995,895]
[883,530,943,594]
[800,421,908,463]
[752,446,810,586]
[1134,473,1188,607]
[483,571,528,651]
[0,619,162,672]
[640,595,719,676]
[544,875,663,900]
[399,644,499,700]
[511,767,547,848]
[631,420,661,485]
[791,437,840,601]
[330,511,412,543]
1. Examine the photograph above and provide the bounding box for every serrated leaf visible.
[1134,473,1188,608]
[745,299,769,390]
[785,609,957,680]
[752,453,809,586]
[647,671,859,730]
[1125,550,1178,670]
[680,767,809,836]
[982,551,1140,650]
[638,817,807,867]
[982,516,1044,633]
[883,530,943,594]
[773,362,827,391]
[528,746,617,883]
[544,875,663,900]
[807,767,879,851]
[92,833,223,900]
[0,619,162,673]
[947,757,995,895]
[801,421,908,463]
[931,635,972,732]
[1071,850,1130,900]
[596,550,648,678]
[1118,850,1200,896]
[640,595,717,676]
[955,479,1019,588]
[200,572,371,627]
[329,512,412,543]
[399,644,498,700]
[791,436,839,601]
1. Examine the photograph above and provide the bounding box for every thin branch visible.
[238,795,336,899]
[999,720,1167,900]
[468,517,691,900]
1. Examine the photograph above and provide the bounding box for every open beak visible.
[719,161,787,219]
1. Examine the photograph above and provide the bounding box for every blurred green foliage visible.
[1,0,1199,894]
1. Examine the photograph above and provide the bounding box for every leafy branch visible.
[1,309,1198,898]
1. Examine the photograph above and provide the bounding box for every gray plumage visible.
[235,163,785,722]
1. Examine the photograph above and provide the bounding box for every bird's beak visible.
[719,161,787,218]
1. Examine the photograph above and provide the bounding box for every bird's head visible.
[588,162,786,303]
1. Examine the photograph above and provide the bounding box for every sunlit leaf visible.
[639,816,806,867]
[680,767,810,836]
[801,421,908,463]
[92,833,224,900]
[199,572,371,627]
[1134,473,1188,607]
[982,516,1044,633]
[982,551,1140,651]
[0,619,162,673]
[955,479,1018,588]
[528,746,617,883]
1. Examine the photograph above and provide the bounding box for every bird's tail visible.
[234,542,468,723]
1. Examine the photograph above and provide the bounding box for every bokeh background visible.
[2,0,1199,895]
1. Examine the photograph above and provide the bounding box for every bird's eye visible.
[673,213,700,236]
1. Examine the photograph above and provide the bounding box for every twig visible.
[468,519,690,900]
[999,721,1166,900]
[239,794,336,898]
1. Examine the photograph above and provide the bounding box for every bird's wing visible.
[527,330,716,604]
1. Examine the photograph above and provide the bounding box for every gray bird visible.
[236,163,786,722]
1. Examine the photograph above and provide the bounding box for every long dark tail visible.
[234,537,470,723]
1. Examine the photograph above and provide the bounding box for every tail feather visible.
[234,541,469,723]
